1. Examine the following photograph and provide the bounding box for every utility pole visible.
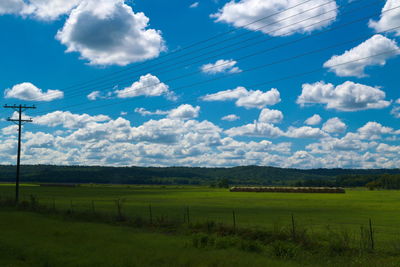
[3,104,36,203]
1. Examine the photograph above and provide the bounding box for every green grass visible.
[1,185,400,266]
[2,185,400,234]
[0,209,305,267]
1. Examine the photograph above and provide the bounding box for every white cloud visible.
[221,114,240,121]
[369,0,400,36]
[391,106,400,118]
[115,74,175,100]
[2,109,400,168]
[0,0,30,15]
[4,82,63,101]
[322,117,347,133]
[134,107,169,116]
[201,59,241,74]
[225,122,284,138]
[87,91,101,101]
[376,143,400,153]
[203,86,280,109]
[0,0,81,20]
[190,2,199,8]
[286,126,328,139]
[297,81,391,111]
[323,35,400,77]
[56,0,165,66]
[135,104,200,120]
[258,108,283,124]
[34,111,110,129]
[168,104,200,120]
[304,114,322,125]
[357,121,393,140]
[212,0,337,36]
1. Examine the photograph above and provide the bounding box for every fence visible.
[0,192,398,252]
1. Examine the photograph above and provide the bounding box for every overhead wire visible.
[8,0,375,103]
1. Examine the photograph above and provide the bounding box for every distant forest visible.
[1,165,400,188]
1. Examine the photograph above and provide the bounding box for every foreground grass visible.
[1,207,400,267]
[0,209,305,267]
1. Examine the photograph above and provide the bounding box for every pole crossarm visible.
[3,104,36,203]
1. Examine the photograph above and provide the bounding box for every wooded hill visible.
[1,165,400,186]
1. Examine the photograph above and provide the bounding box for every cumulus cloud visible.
[2,109,400,168]
[56,0,165,66]
[323,35,400,77]
[201,59,241,74]
[258,108,283,124]
[168,104,200,120]
[135,104,200,120]
[134,107,169,116]
[115,74,175,100]
[212,0,337,36]
[0,0,81,20]
[322,117,347,133]
[391,106,400,118]
[297,81,391,111]
[4,82,63,101]
[286,126,328,139]
[34,111,110,129]
[221,114,240,121]
[357,121,393,140]
[304,114,322,125]
[202,86,280,109]
[0,0,30,15]
[225,122,284,138]
[369,0,400,36]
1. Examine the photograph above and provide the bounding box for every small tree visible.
[366,180,381,191]
[217,178,230,188]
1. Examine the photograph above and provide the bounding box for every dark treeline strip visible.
[1,165,400,186]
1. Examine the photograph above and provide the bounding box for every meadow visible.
[1,184,400,266]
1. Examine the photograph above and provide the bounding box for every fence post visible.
[149,204,153,224]
[186,207,190,225]
[232,210,236,233]
[291,213,296,240]
[369,218,374,250]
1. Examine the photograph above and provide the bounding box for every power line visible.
[34,23,400,116]
[57,0,320,91]
[16,0,374,103]
[33,0,394,106]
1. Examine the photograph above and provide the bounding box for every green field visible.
[1,185,400,266]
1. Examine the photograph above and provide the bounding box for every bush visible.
[270,240,298,259]
[192,233,214,248]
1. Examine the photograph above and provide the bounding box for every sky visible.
[0,0,399,168]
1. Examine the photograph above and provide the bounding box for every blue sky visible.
[0,0,399,168]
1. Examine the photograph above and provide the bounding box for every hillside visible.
[1,165,400,185]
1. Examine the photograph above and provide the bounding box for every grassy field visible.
[0,209,305,267]
[1,184,400,266]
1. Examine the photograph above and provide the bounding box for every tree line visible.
[1,165,400,188]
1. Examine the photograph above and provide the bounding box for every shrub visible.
[192,233,214,248]
[270,240,298,259]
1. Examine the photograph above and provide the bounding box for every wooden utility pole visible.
[3,104,36,203]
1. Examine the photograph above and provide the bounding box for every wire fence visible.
[1,191,399,250]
